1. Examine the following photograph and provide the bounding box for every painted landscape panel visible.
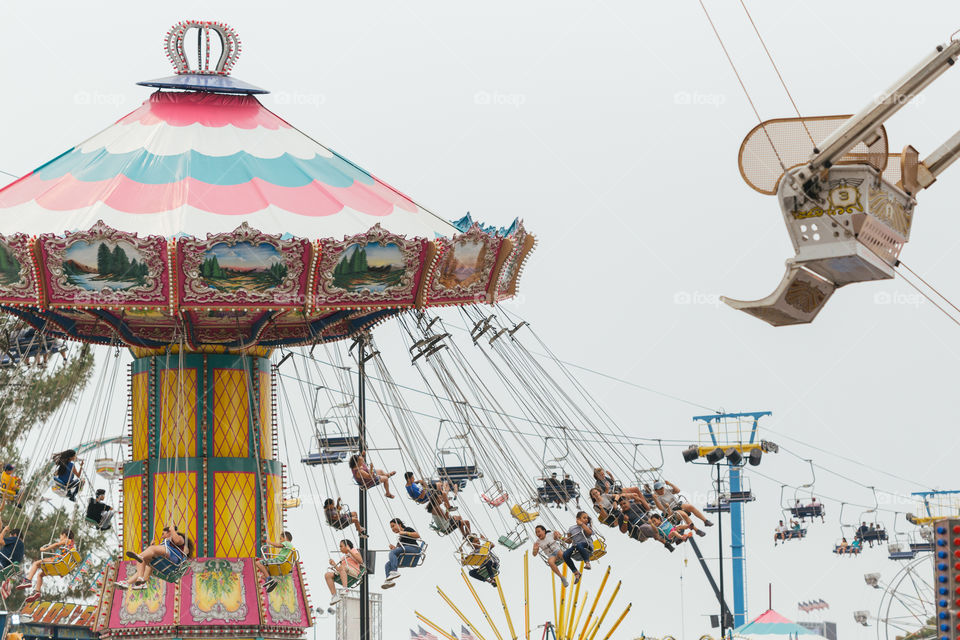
[62,240,148,290]
[437,239,487,289]
[200,242,288,293]
[331,242,406,293]
[0,241,22,286]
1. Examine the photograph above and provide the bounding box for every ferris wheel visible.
[863,553,936,640]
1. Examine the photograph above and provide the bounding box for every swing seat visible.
[430,520,458,536]
[150,555,189,583]
[39,550,82,577]
[436,465,482,483]
[589,538,607,561]
[482,492,508,508]
[888,544,915,560]
[1,476,21,499]
[472,560,499,581]
[261,546,298,577]
[0,562,21,582]
[282,497,302,509]
[459,539,493,567]
[95,458,122,480]
[497,528,528,551]
[302,451,347,466]
[332,564,366,588]
[833,545,861,555]
[395,541,427,569]
[510,503,539,523]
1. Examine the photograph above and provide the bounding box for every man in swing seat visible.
[117,524,194,589]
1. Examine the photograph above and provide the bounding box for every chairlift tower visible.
[683,411,777,633]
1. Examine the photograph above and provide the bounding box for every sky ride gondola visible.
[723,36,960,326]
[535,434,580,509]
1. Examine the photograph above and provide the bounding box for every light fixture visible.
[705,447,725,464]
[760,439,779,453]
[682,445,700,463]
[725,448,742,465]
[863,573,881,588]
[748,448,762,466]
[853,611,870,626]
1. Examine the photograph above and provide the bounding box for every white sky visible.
[3,2,960,639]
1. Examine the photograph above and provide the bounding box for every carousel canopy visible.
[0,21,534,350]
[733,609,824,640]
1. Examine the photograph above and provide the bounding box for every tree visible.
[96,243,111,275]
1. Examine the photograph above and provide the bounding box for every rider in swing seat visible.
[255,531,296,593]
[118,524,194,589]
[16,528,75,602]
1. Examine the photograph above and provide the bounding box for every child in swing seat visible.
[254,531,296,593]
[17,528,75,603]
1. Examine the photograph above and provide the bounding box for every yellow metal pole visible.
[525,552,531,640]
[551,568,557,633]
[600,603,632,640]
[578,567,610,640]
[460,570,505,640]
[494,576,518,640]
[566,562,584,638]
[437,587,489,640]
[415,611,460,640]
[571,591,588,640]
[588,581,621,640]
[557,564,569,638]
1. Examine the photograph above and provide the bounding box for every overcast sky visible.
[4,2,960,639]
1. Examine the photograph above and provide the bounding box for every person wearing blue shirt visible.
[403,472,455,512]
[0,521,24,568]
[52,449,83,502]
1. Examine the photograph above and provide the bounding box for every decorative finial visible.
[164,21,241,76]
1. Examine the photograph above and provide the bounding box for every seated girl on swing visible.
[52,450,83,502]
[16,528,75,603]
[323,498,366,536]
[324,538,364,608]
[118,524,194,589]
[348,453,396,499]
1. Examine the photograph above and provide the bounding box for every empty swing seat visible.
[333,565,366,588]
[40,550,82,577]
[497,527,528,551]
[728,490,754,503]
[436,466,482,483]
[589,537,607,561]
[302,451,347,466]
[262,546,298,577]
[482,491,509,508]
[95,458,122,480]
[704,499,730,514]
[317,435,360,451]
[510,503,539,523]
[0,562,21,582]
[395,541,427,569]
[283,497,302,509]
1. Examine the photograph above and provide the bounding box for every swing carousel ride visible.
[0,18,648,640]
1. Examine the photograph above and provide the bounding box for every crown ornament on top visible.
[164,21,241,76]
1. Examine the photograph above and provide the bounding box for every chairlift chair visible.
[435,420,483,486]
[261,545,299,577]
[910,526,934,553]
[704,487,731,514]
[781,528,807,541]
[148,555,190,583]
[302,418,359,466]
[728,476,755,503]
[887,541,916,561]
[535,473,580,509]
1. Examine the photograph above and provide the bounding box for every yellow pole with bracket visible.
[571,591,588,639]
[460,570,505,640]
[588,581,621,640]
[557,564,569,638]
[578,567,610,640]
[525,552,531,640]
[416,612,460,640]
[494,576,518,640]
[600,603,632,640]
[551,569,557,634]
[437,587,489,640]
[566,562,584,638]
